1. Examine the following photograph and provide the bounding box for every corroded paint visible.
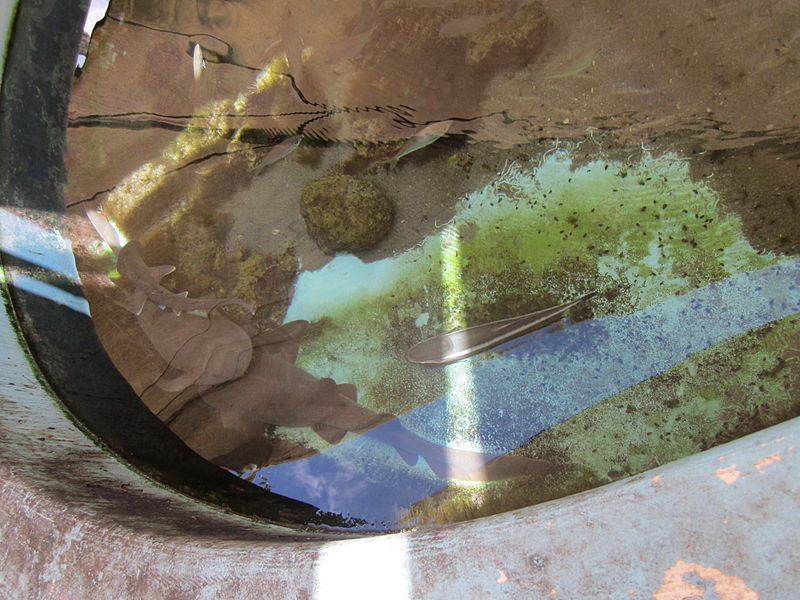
[653,560,759,600]
[754,452,782,473]
[715,464,741,484]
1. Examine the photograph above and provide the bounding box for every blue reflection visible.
[0,210,83,282]
[9,273,90,316]
[263,259,800,527]
[0,209,90,315]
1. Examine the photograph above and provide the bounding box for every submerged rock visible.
[299,174,394,254]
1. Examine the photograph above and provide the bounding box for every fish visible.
[364,419,552,481]
[192,42,205,82]
[406,292,596,365]
[110,243,550,481]
[545,52,596,80]
[166,319,392,462]
[256,134,302,173]
[116,241,253,315]
[134,300,253,393]
[85,208,122,251]
[387,120,454,167]
[167,319,550,481]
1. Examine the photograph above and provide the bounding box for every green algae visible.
[404,312,799,525]
[299,174,394,254]
[288,146,797,521]
[295,149,784,398]
[142,208,297,331]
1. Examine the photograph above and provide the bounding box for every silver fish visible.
[85,208,122,250]
[256,134,302,173]
[388,120,454,166]
[406,292,596,365]
[192,42,205,82]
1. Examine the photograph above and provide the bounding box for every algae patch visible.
[284,147,798,522]
[300,174,394,254]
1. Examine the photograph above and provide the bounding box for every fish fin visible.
[168,291,189,315]
[337,383,358,402]
[252,321,308,363]
[312,423,347,445]
[252,320,309,346]
[112,291,141,315]
[316,377,338,393]
[396,447,420,467]
[131,289,148,315]
[149,264,176,282]
[422,455,450,478]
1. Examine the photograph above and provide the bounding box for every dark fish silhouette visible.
[364,419,551,481]
[167,320,551,481]
[94,228,552,481]
[406,293,596,365]
[116,240,253,315]
[134,300,253,393]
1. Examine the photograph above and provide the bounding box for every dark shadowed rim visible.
[0,0,375,536]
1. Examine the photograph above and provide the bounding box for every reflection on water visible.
[64,0,800,529]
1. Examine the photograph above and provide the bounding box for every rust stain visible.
[715,464,741,484]
[754,452,782,474]
[653,560,759,600]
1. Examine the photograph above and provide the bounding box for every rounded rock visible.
[299,174,394,254]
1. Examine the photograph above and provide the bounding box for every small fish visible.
[256,135,302,173]
[388,120,454,166]
[192,42,205,82]
[85,208,122,250]
[406,292,596,365]
[545,52,596,80]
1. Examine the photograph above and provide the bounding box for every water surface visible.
[62,0,800,529]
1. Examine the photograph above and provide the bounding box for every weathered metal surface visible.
[1,277,799,597]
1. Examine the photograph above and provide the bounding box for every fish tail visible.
[365,419,550,481]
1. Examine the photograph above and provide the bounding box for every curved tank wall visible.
[1,2,799,598]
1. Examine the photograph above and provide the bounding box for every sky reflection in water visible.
[262,259,800,527]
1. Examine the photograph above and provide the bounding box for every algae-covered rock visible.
[299,174,394,254]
